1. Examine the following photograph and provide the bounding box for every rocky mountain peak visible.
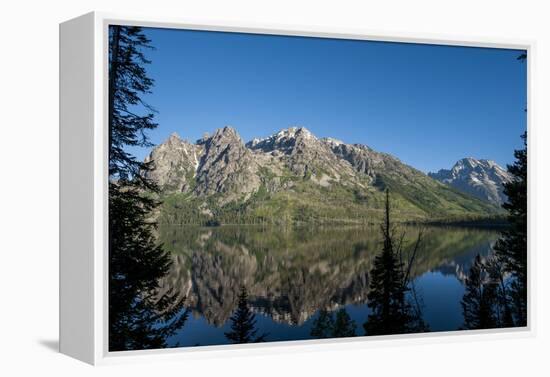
[144,127,261,202]
[429,157,512,205]
[167,131,182,143]
[193,127,261,202]
[247,126,360,182]
[246,126,317,155]
[292,126,314,138]
[458,157,478,168]
[200,126,242,153]
[214,126,239,139]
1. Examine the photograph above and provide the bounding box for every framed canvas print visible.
[59,12,532,365]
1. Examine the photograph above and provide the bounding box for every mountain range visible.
[145,126,505,224]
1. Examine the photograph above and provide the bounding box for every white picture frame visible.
[59,11,535,365]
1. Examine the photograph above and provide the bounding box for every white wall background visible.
[1,0,548,375]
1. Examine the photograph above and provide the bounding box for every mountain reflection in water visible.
[155,225,498,347]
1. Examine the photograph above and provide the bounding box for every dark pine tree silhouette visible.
[108,25,187,351]
[109,26,158,183]
[485,256,515,328]
[493,132,527,326]
[332,309,357,337]
[310,308,357,339]
[310,309,334,339]
[461,255,499,330]
[363,190,426,336]
[224,286,268,344]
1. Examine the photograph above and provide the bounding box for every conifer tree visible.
[461,255,498,330]
[311,308,357,339]
[224,286,268,343]
[364,190,424,336]
[310,309,334,339]
[332,309,357,337]
[109,26,158,183]
[485,256,515,328]
[494,132,527,326]
[108,25,187,351]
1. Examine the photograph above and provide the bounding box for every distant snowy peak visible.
[447,158,511,187]
[429,158,512,205]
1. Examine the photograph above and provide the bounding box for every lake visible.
[155,224,499,347]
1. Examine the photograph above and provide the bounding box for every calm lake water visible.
[156,225,499,347]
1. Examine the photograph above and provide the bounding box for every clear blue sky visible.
[131,27,527,173]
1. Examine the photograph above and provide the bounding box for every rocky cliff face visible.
[322,138,429,186]
[323,138,378,179]
[194,127,261,203]
[429,158,512,205]
[144,132,203,192]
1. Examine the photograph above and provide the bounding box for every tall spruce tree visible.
[108,25,187,351]
[224,286,268,343]
[363,190,425,336]
[494,132,528,326]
